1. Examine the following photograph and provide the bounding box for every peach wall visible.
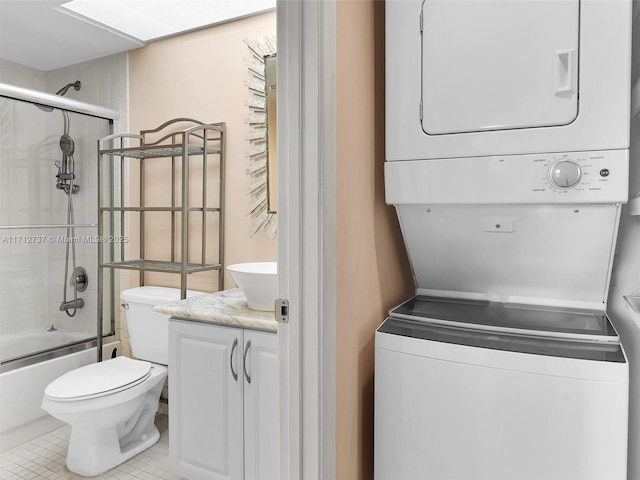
[336,1,415,479]
[127,12,277,292]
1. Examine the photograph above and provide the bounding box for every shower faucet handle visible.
[70,267,88,292]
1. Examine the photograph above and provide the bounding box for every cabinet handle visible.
[243,340,252,383]
[230,338,239,381]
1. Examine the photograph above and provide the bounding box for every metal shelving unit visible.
[97,118,225,358]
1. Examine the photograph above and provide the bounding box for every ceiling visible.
[0,0,275,71]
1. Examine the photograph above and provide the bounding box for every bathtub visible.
[0,337,120,452]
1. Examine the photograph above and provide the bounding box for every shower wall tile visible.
[0,60,46,90]
[0,303,45,335]
[46,53,129,133]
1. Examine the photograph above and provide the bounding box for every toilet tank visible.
[120,286,207,365]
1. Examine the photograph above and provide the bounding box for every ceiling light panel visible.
[59,0,276,42]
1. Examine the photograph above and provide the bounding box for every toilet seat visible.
[45,357,152,401]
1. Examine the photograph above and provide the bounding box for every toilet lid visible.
[45,357,152,400]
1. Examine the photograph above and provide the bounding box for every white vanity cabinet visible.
[168,318,278,480]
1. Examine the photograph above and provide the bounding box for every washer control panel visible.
[535,151,626,198]
[385,149,629,205]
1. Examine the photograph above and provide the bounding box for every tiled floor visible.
[0,415,179,480]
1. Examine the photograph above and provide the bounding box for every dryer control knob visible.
[548,160,582,188]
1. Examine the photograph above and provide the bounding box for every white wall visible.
[127,12,278,293]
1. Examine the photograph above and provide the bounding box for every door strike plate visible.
[276,298,289,323]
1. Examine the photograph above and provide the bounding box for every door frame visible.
[277,0,337,479]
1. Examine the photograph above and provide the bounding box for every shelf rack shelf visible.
[101,259,223,274]
[99,145,222,159]
[97,118,226,320]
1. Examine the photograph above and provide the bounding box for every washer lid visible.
[377,316,626,364]
[385,152,629,311]
[45,357,151,400]
[390,296,620,344]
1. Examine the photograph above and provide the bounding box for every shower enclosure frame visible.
[0,83,119,372]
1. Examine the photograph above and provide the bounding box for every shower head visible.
[55,81,81,97]
[35,81,82,112]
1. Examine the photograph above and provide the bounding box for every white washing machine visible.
[386,0,632,161]
[380,2,633,476]
[375,151,630,479]
[375,299,628,480]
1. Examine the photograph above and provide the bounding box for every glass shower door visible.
[0,95,111,366]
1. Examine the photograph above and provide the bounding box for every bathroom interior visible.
[0,0,280,478]
[2,1,640,480]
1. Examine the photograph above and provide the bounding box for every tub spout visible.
[60,298,84,311]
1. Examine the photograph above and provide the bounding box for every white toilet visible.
[41,286,205,477]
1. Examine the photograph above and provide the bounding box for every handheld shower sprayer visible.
[47,81,82,194]
[37,80,86,320]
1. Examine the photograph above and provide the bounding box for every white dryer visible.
[386,0,632,161]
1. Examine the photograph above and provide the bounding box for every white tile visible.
[1,416,174,480]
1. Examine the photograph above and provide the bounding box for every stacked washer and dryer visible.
[375,1,633,479]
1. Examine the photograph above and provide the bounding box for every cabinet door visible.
[242,330,279,480]
[421,0,579,135]
[169,320,244,480]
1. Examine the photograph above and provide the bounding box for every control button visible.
[600,168,610,177]
[548,160,582,188]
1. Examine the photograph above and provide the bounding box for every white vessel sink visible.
[227,262,277,311]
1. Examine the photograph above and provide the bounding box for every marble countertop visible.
[153,288,278,332]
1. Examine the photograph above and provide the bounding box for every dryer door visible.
[421,0,580,135]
